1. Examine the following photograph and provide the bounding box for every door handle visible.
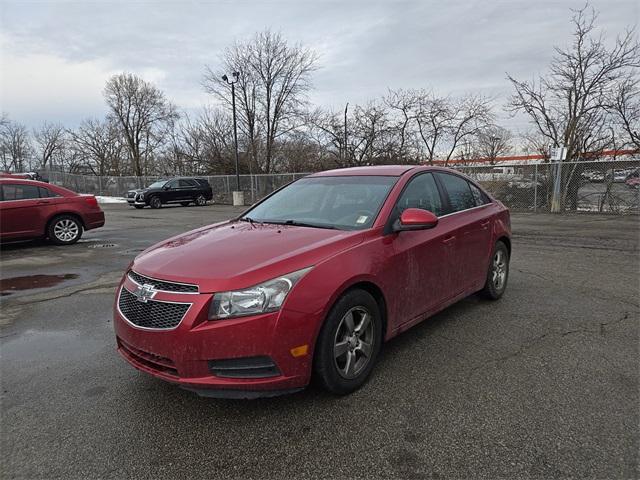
[442,236,456,245]
[37,200,51,205]
[480,220,490,229]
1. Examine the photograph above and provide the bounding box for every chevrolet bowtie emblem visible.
[134,283,157,303]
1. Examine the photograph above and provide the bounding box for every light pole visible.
[222,72,242,203]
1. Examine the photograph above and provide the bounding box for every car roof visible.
[0,178,48,186]
[308,165,418,177]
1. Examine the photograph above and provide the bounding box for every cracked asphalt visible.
[1,204,638,479]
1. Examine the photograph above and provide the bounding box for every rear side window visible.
[179,179,197,187]
[395,173,444,216]
[435,173,476,212]
[38,187,61,198]
[1,184,40,201]
[469,183,489,206]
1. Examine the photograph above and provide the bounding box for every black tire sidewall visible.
[313,289,382,395]
[195,195,206,206]
[150,196,161,209]
[48,215,82,245]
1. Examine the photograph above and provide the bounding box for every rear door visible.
[434,172,494,294]
[0,183,47,239]
[178,179,198,200]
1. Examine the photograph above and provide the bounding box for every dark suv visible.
[126,178,213,209]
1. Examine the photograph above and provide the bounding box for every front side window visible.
[147,180,167,189]
[1,184,40,201]
[435,173,476,212]
[244,176,398,230]
[395,173,444,216]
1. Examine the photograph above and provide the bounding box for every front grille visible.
[118,287,190,329]
[118,338,178,376]
[128,271,198,293]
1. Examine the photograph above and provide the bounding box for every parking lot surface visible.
[1,204,638,479]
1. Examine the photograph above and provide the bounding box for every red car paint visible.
[113,166,511,396]
[0,178,105,242]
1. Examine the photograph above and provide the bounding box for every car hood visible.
[131,221,364,293]
[128,188,148,194]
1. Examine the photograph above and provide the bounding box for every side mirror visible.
[162,185,170,190]
[393,208,438,232]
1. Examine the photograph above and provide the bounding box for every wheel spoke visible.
[343,311,355,334]
[343,351,355,377]
[334,340,349,358]
[357,340,372,358]
[355,312,370,334]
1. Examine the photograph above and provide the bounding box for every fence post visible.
[533,164,538,213]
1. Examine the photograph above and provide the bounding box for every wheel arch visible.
[45,211,85,236]
[325,280,389,342]
[496,235,511,256]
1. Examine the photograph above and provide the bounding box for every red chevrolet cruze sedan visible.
[114,166,511,398]
[0,178,105,245]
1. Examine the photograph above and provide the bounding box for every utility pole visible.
[222,72,242,205]
[344,102,349,163]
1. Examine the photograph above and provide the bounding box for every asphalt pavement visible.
[1,204,638,479]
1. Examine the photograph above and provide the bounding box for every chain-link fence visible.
[455,159,639,214]
[47,159,639,214]
[46,171,309,204]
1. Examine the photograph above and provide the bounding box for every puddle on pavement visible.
[0,274,80,295]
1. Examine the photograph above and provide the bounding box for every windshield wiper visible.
[277,219,337,230]
[239,216,262,225]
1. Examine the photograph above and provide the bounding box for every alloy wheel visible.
[196,195,206,206]
[333,306,375,379]
[492,249,507,290]
[54,219,79,242]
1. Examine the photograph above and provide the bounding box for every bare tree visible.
[608,75,640,150]
[204,30,318,173]
[508,5,639,160]
[384,89,418,162]
[34,122,66,170]
[68,118,126,175]
[0,118,33,172]
[474,126,512,164]
[507,4,639,210]
[104,73,179,176]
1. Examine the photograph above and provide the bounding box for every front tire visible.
[480,241,510,300]
[313,289,382,395]
[48,215,83,245]
[149,196,162,209]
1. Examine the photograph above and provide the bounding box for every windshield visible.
[147,180,167,189]
[243,176,398,230]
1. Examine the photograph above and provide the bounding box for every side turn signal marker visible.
[290,345,308,357]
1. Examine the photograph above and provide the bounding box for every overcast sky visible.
[1,0,638,133]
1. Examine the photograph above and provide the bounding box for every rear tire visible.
[313,289,382,395]
[149,196,162,209]
[48,215,83,245]
[480,241,509,300]
[195,194,206,206]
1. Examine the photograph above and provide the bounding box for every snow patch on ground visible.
[96,196,127,204]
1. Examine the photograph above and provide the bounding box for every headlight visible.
[208,267,312,320]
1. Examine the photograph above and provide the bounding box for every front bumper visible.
[126,199,146,206]
[113,275,317,396]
